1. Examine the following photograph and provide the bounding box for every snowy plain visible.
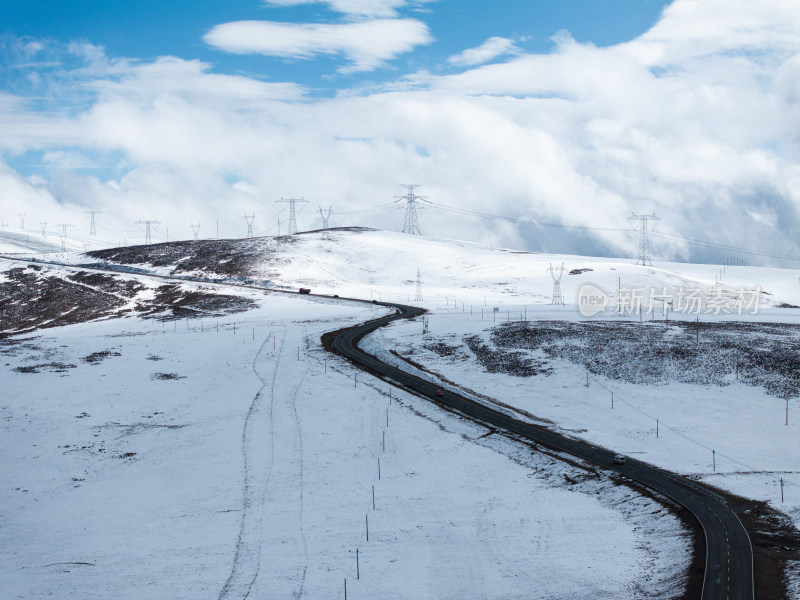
[2,227,800,597]
[1,267,692,599]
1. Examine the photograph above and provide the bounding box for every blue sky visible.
[1,0,799,265]
[2,0,667,93]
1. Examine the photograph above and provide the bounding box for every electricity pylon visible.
[318,206,333,240]
[244,214,256,238]
[190,223,201,241]
[415,268,423,301]
[57,223,73,251]
[393,184,430,235]
[628,213,659,266]
[84,210,101,236]
[18,213,25,229]
[136,220,160,245]
[40,222,47,237]
[549,262,565,305]
[277,198,307,235]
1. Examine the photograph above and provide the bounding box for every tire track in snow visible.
[219,327,310,600]
[218,329,283,600]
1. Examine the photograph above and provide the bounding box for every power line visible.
[651,231,800,262]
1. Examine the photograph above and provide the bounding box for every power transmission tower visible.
[277,197,307,235]
[393,184,430,235]
[415,268,423,301]
[628,213,659,266]
[40,222,47,237]
[57,223,73,251]
[548,262,566,305]
[18,213,25,229]
[190,223,201,241]
[318,206,333,240]
[243,214,256,238]
[84,210,101,236]
[135,220,160,245]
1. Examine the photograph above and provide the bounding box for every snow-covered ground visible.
[3,228,800,597]
[1,278,692,599]
[0,226,125,255]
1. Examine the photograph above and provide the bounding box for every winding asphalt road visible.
[332,302,755,600]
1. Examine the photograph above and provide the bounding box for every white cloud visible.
[3,0,800,263]
[447,36,520,67]
[623,0,800,66]
[204,18,432,73]
[264,0,410,18]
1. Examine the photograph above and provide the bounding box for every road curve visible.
[332,302,754,600]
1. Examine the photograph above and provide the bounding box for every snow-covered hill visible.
[13,226,800,313]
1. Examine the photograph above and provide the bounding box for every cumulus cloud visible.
[447,36,520,67]
[2,0,800,264]
[204,18,432,73]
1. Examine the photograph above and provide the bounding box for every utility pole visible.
[318,206,333,240]
[40,222,47,237]
[549,262,566,305]
[84,210,101,236]
[277,197,308,235]
[628,213,659,265]
[415,268,423,301]
[136,220,160,245]
[18,213,25,229]
[243,213,255,238]
[393,184,430,235]
[190,223,201,241]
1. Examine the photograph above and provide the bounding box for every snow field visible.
[373,305,800,529]
[2,290,691,599]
